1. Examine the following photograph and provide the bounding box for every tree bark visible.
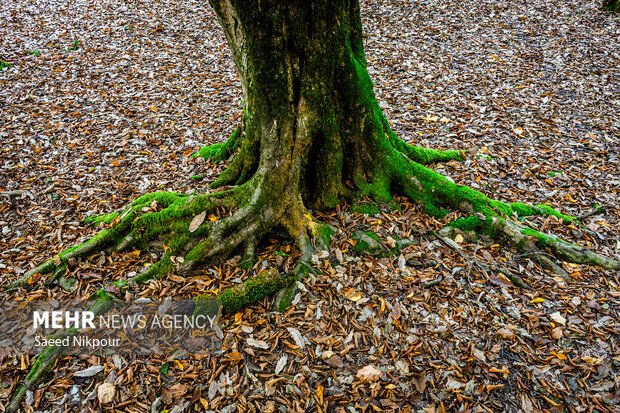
[209,0,383,209]
[206,0,464,242]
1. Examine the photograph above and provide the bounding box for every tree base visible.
[5,139,619,412]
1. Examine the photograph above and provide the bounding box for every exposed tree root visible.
[433,230,532,290]
[6,132,619,412]
[5,267,297,413]
[6,154,619,413]
[5,295,117,413]
[361,147,620,273]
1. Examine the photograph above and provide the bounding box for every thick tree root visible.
[6,190,242,292]
[433,230,532,289]
[341,127,619,274]
[385,154,620,272]
[198,268,296,315]
[391,138,464,165]
[6,295,117,413]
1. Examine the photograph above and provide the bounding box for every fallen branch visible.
[0,189,35,199]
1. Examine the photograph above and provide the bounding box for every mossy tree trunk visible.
[6,1,619,410]
[205,0,464,244]
[8,0,618,296]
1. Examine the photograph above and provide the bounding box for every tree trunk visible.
[7,2,619,409]
[209,0,384,211]
[9,0,617,296]
[206,0,465,243]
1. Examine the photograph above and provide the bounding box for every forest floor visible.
[1,0,619,412]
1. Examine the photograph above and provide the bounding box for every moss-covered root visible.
[381,118,465,165]
[497,217,619,270]
[391,157,619,272]
[441,216,620,272]
[194,126,243,163]
[6,296,117,413]
[392,139,464,165]
[196,268,295,315]
[4,191,235,293]
[6,345,60,413]
[6,224,118,291]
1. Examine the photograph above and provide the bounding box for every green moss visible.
[194,126,242,162]
[520,227,551,248]
[351,203,380,215]
[197,269,294,314]
[313,223,338,250]
[193,298,222,320]
[449,216,484,232]
[275,285,296,313]
[24,352,49,381]
[132,191,188,208]
[84,211,119,225]
[392,139,464,165]
[604,0,620,11]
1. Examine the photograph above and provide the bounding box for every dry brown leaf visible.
[549,311,566,325]
[413,373,427,393]
[496,328,515,339]
[472,347,487,362]
[97,383,115,405]
[356,365,382,383]
[189,211,206,233]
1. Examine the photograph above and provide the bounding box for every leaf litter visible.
[1,0,619,411]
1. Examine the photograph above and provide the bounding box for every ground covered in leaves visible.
[1,0,619,411]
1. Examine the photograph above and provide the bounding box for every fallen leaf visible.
[246,338,270,350]
[551,327,563,339]
[286,327,306,348]
[74,365,104,378]
[189,211,206,233]
[356,365,382,383]
[97,383,115,405]
[496,328,515,339]
[344,288,362,302]
[549,312,566,325]
[472,347,486,362]
[275,355,287,374]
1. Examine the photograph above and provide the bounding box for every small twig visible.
[422,275,443,288]
[406,259,441,268]
[431,230,531,290]
[466,239,481,286]
[575,204,610,221]
[513,251,556,261]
